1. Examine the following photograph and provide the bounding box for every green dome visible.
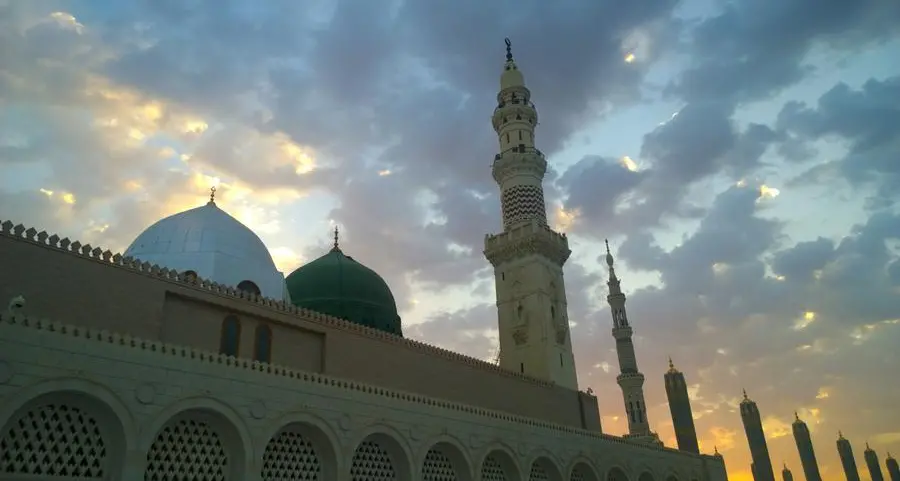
[286,245,403,336]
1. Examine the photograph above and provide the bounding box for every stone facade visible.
[0,220,728,480]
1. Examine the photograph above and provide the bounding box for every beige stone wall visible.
[0,309,728,481]
[0,222,599,429]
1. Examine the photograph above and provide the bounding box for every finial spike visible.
[605,239,616,268]
[209,186,217,204]
[795,411,799,421]
[504,37,513,62]
[668,357,674,369]
[333,225,340,250]
[839,430,844,439]
[714,445,719,454]
[743,388,748,399]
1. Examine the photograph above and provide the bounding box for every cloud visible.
[1,2,900,480]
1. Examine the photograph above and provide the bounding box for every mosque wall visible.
[0,309,726,481]
[0,221,598,429]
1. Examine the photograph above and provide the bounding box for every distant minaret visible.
[484,38,578,389]
[837,432,862,481]
[865,443,885,481]
[783,464,794,481]
[664,358,700,454]
[886,453,899,481]
[605,241,659,444]
[792,412,823,481]
[740,390,776,481]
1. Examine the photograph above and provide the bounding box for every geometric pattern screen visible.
[481,454,509,481]
[422,447,458,480]
[143,418,228,481]
[501,184,547,230]
[350,440,396,481]
[530,462,550,481]
[261,430,321,480]
[0,403,107,478]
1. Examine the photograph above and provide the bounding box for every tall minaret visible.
[782,464,794,481]
[792,412,823,481]
[865,443,885,481]
[664,358,700,453]
[484,38,578,389]
[604,241,658,443]
[837,432,862,481]
[886,453,900,481]
[740,390,776,481]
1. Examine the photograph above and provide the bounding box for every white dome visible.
[124,200,288,300]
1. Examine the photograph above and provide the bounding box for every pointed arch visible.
[419,433,474,481]
[0,377,134,479]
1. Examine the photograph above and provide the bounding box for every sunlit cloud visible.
[761,416,792,439]
[624,53,636,63]
[758,184,780,201]
[793,311,818,330]
[816,387,830,400]
[554,205,581,231]
[378,169,392,176]
[270,246,304,273]
[619,155,640,172]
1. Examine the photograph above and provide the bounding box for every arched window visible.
[254,324,272,363]
[219,315,241,357]
[237,280,261,296]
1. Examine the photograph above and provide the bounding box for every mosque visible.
[0,40,728,481]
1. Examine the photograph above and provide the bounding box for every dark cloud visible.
[777,76,900,207]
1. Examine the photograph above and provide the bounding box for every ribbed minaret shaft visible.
[782,464,794,481]
[837,432,862,481]
[665,358,700,454]
[866,444,886,481]
[740,391,776,481]
[605,241,656,442]
[484,38,577,389]
[792,413,823,481]
[886,453,900,481]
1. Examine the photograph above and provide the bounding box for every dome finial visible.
[505,37,513,62]
[332,225,340,251]
[208,186,217,205]
[743,389,749,400]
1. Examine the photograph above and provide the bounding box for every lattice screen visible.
[530,462,551,481]
[481,454,508,481]
[422,447,457,481]
[144,418,228,481]
[261,430,321,480]
[350,440,395,481]
[571,467,587,481]
[0,403,107,478]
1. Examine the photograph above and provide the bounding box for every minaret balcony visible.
[616,371,646,385]
[492,146,547,182]
[484,221,571,267]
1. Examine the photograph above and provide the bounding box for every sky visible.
[1,0,899,480]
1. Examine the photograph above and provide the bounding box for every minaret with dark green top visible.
[886,453,899,481]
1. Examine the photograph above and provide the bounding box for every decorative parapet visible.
[484,221,571,267]
[0,219,555,387]
[0,310,719,459]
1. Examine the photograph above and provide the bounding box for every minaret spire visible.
[604,239,658,444]
[208,186,217,205]
[484,38,578,390]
